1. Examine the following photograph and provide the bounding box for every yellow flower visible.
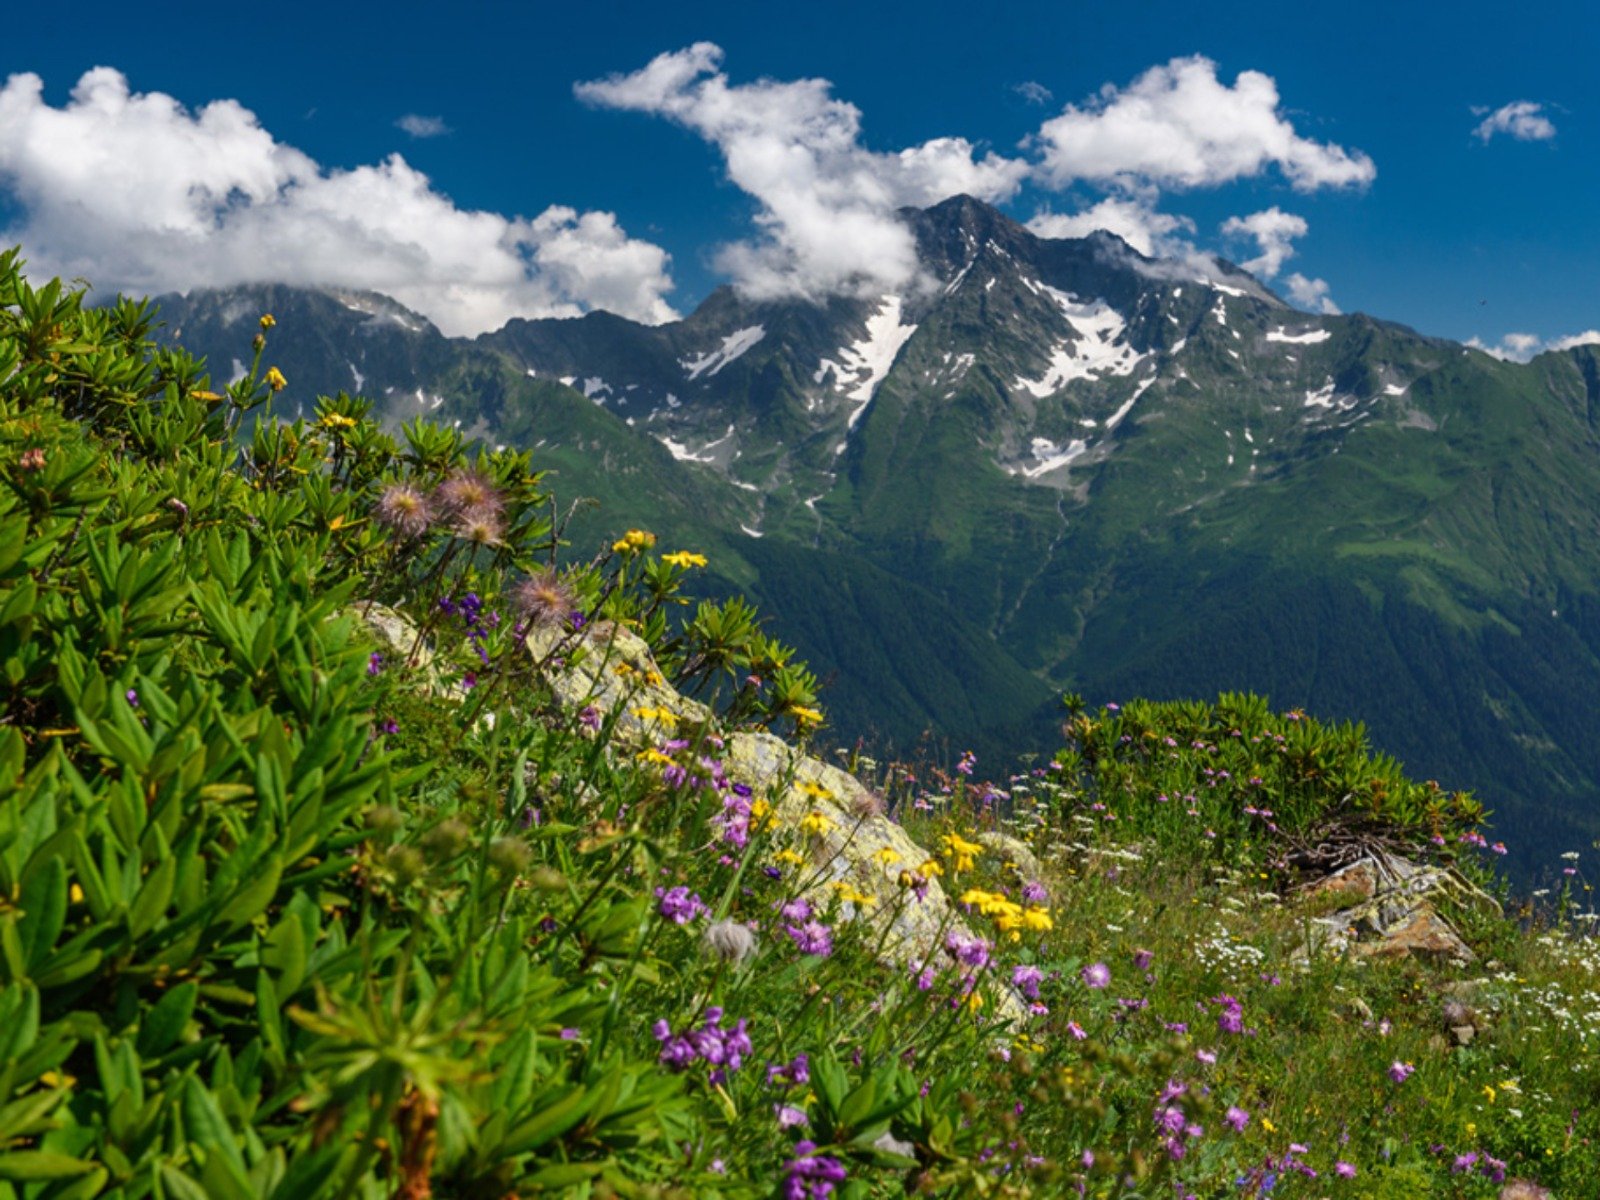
[1261,1118,1276,1133]
[265,366,287,392]
[259,313,276,330]
[636,747,676,767]
[1022,906,1054,932]
[941,832,984,873]
[612,529,656,554]
[662,550,708,568]
[831,882,874,906]
[632,705,678,726]
[872,847,902,868]
[319,412,357,429]
[966,990,984,1012]
[799,780,833,801]
[799,810,837,837]
[918,858,944,878]
[773,849,805,866]
[1482,1085,1496,1105]
[791,705,825,728]
[68,883,84,904]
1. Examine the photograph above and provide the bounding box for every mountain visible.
[149,197,1600,876]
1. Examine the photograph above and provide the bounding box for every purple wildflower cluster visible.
[655,885,707,925]
[1153,1079,1204,1160]
[439,592,499,668]
[766,1052,810,1088]
[782,1141,847,1199]
[652,1007,752,1084]
[1213,993,1246,1035]
[1449,1150,1508,1183]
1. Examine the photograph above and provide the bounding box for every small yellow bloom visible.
[259,313,276,330]
[966,990,984,1012]
[319,412,357,429]
[1021,906,1054,932]
[831,882,874,905]
[1482,1085,1496,1105]
[799,780,833,801]
[773,849,805,866]
[791,705,825,728]
[871,847,902,868]
[636,747,676,767]
[918,858,944,878]
[941,832,983,873]
[68,883,84,904]
[661,550,708,568]
[799,810,838,837]
[1261,1118,1276,1133]
[612,529,656,554]
[632,705,678,726]
[265,366,287,392]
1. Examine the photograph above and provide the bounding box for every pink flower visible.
[1081,962,1111,989]
[1387,1061,1414,1083]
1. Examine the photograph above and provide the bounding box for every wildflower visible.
[703,920,758,963]
[941,832,983,873]
[775,1104,810,1129]
[786,920,833,957]
[662,550,708,568]
[1081,962,1111,990]
[436,469,504,519]
[1021,879,1050,904]
[372,483,433,537]
[259,313,276,329]
[367,652,384,676]
[612,528,656,554]
[830,882,874,906]
[265,366,287,391]
[1387,1061,1414,1083]
[512,569,576,628]
[782,1140,847,1199]
[1335,1162,1357,1178]
[655,886,707,925]
[1012,965,1044,1001]
[1021,906,1053,932]
[946,932,992,971]
[125,689,139,708]
[791,705,825,728]
[453,512,504,546]
[799,810,837,837]
[871,846,902,868]
[1133,948,1155,971]
[780,898,813,922]
[1066,1021,1086,1039]
[18,447,46,471]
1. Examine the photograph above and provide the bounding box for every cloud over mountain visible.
[0,68,677,335]
[576,43,1028,300]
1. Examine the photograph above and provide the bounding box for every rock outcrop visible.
[1292,853,1486,966]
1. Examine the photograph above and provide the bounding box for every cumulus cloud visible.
[395,113,450,138]
[1284,272,1340,315]
[576,42,1028,300]
[1013,81,1052,106]
[0,68,676,335]
[1031,56,1375,193]
[1220,206,1307,277]
[1472,101,1556,143]
[1026,196,1194,257]
[1470,329,1600,361]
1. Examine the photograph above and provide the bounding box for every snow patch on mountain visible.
[1011,284,1146,397]
[1305,380,1336,408]
[815,296,918,427]
[581,378,612,402]
[681,325,765,380]
[1267,327,1332,345]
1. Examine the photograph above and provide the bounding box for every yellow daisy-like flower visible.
[1022,907,1054,932]
[872,846,902,868]
[265,366,288,392]
[1261,1118,1276,1133]
[918,858,944,878]
[1482,1085,1496,1105]
[941,832,984,873]
[772,848,805,866]
[612,529,656,554]
[632,705,678,726]
[799,780,833,801]
[636,747,677,767]
[831,882,874,906]
[799,810,837,837]
[259,313,276,330]
[319,412,357,429]
[661,550,708,568]
[791,705,825,728]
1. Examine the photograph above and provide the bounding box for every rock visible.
[1450,1024,1476,1046]
[1299,860,1380,905]
[1292,854,1475,966]
[525,622,1022,1015]
[976,831,1042,882]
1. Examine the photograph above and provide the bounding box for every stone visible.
[1292,853,1475,966]
[976,830,1042,882]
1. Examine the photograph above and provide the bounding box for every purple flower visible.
[125,689,139,707]
[1224,1105,1249,1132]
[946,933,992,971]
[783,1140,847,1199]
[1132,948,1155,971]
[1387,1061,1414,1083]
[780,898,814,923]
[1012,965,1044,1001]
[776,1104,810,1129]
[367,652,384,676]
[1021,879,1050,905]
[1081,962,1111,990]
[1334,1161,1357,1178]
[655,885,707,925]
[786,920,834,957]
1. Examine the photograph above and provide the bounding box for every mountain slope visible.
[149,198,1600,874]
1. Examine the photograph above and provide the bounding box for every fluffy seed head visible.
[702,920,759,963]
[454,512,504,546]
[373,483,434,538]
[435,469,504,519]
[513,569,577,629]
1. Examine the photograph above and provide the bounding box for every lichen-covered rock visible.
[1292,853,1476,966]
[976,830,1042,883]
[527,622,1018,1012]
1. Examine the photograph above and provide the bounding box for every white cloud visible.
[395,113,450,138]
[1470,329,1600,361]
[1013,81,1052,106]
[0,68,676,335]
[1031,56,1375,193]
[576,42,1028,301]
[1284,272,1340,315]
[1026,196,1194,257]
[1220,206,1307,277]
[1472,101,1556,143]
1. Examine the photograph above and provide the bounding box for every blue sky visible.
[2,0,1595,352]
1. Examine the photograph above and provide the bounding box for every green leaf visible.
[181,1076,245,1174]
[16,858,66,971]
[0,1152,97,1182]
[137,980,197,1058]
